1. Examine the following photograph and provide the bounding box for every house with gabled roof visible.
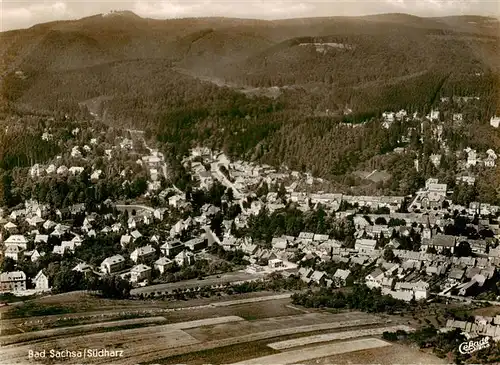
[174,250,194,267]
[130,264,152,283]
[4,235,28,250]
[34,270,50,291]
[365,268,385,289]
[333,269,352,287]
[272,237,288,250]
[73,262,92,273]
[120,234,132,248]
[422,234,456,253]
[101,254,125,274]
[5,245,21,261]
[131,230,142,240]
[298,267,313,283]
[154,257,173,274]
[130,245,156,263]
[0,271,26,292]
[160,240,183,258]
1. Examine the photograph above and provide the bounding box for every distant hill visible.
[0,12,499,178]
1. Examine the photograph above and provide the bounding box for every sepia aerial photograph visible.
[0,0,499,364]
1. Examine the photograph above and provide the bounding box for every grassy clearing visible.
[4,301,76,319]
[0,293,38,303]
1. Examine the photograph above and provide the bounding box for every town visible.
[1,108,500,310]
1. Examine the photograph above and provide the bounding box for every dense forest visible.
[0,13,499,195]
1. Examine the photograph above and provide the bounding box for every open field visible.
[1,317,244,364]
[0,316,168,346]
[0,293,296,333]
[183,311,384,342]
[229,338,392,365]
[267,325,414,350]
[0,293,447,365]
[303,342,450,365]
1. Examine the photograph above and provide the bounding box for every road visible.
[434,293,500,306]
[130,271,265,295]
[114,204,155,213]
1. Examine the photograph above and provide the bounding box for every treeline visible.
[235,205,355,245]
[1,167,151,208]
[0,130,60,170]
[291,285,411,314]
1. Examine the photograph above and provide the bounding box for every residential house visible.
[130,230,142,240]
[34,270,50,291]
[365,268,385,289]
[184,237,207,252]
[154,257,173,274]
[310,270,327,285]
[130,245,156,263]
[130,264,152,283]
[0,271,26,292]
[100,254,126,274]
[30,249,42,262]
[422,234,456,253]
[333,269,352,287]
[490,116,500,128]
[73,263,92,273]
[5,245,21,261]
[120,234,132,248]
[161,240,184,258]
[298,267,314,283]
[3,235,28,250]
[272,237,288,251]
[174,250,195,267]
[355,239,377,253]
[268,258,285,269]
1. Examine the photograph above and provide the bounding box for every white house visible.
[4,235,28,250]
[466,149,478,167]
[130,264,151,283]
[365,268,385,289]
[5,245,21,261]
[100,254,125,274]
[34,270,50,291]
[154,257,173,274]
[174,250,194,267]
[130,245,156,263]
[160,240,183,257]
[0,271,26,292]
[69,166,84,175]
[269,258,285,269]
[355,239,377,253]
[430,154,441,168]
[56,165,69,175]
[490,116,500,128]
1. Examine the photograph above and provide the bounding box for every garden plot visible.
[229,338,392,365]
[267,325,415,349]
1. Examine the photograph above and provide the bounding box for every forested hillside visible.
[0,12,499,186]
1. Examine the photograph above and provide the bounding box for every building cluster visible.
[1,139,500,304]
[446,316,500,342]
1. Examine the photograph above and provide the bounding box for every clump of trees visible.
[291,285,410,314]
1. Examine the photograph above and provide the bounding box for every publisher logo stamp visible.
[458,336,490,355]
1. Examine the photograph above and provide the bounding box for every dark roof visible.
[432,234,456,247]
